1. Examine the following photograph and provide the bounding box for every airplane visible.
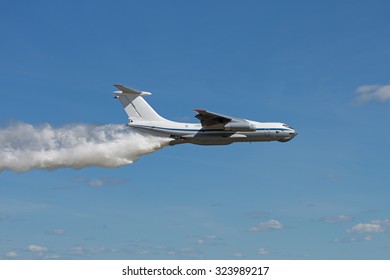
[113,84,297,146]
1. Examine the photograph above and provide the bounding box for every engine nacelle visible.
[224,121,256,131]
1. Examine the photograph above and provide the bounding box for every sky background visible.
[1,0,390,259]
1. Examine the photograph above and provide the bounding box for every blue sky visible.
[1,0,390,259]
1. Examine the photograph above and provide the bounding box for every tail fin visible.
[113,84,165,122]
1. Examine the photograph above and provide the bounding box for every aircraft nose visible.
[278,129,297,142]
[289,129,298,139]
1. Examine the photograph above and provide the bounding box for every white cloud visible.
[68,246,85,255]
[333,220,390,243]
[76,176,128,188]
[67,246,106,256]
[372,219,390,227]
[322,215,352,224]
[232,252,243,258]
[5,251,18,258]
[0,213,9,221]
[196,235,224,246]
[257,248,269,255]
[47,255,62,259]
[179,248,203,258]
[364,235,373,241]
[349,219,390,234]
[88,179,104,188]
[136,250,149,255]
[249,219,283,232]
[354,84,390,104]
[351,223,382,233]
[90,247,106,254]
[332,237,356,243]
[27,244,48,252]
[244,211,271,218]
[325,172,343,180]
[47,229,65,235]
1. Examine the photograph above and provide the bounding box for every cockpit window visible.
[282,124,294,129]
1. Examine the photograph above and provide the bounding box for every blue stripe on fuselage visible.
[130,124,290,133]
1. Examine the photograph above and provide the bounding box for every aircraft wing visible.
[194,109,253,129]
[194,109,232,126]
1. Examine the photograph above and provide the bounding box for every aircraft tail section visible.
[113,84,165,122]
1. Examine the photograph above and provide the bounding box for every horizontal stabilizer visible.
[113,84,151,96]
[113,84,163,122]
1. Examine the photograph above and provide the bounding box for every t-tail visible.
[113,84,166,123]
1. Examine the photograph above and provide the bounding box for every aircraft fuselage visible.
[113,84,298,146]
[128,120,297,145]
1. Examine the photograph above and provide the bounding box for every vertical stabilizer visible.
[113,84,165,122]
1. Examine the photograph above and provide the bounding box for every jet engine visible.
[224,121,256,131]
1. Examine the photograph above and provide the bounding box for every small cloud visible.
[179,248,203,258]
[332,235,375,243]
[354,84,390,105]
[232,252,243,258]
[5,251,18,258]
[348,220,388,233]
[46,254,62,259]
[349,223,382,233]
[87,177,129,188]
[243,211,271,219]
[322,215,352,224]
[249,219,283,232]
[51,185,80,191]
[0,213,9,221]
[68,246,85,255]
[90,246,106,254]
[47,229,65,235]
[332,237,357,243]
[27,244,48,253]
[196,239,205,245]
[88,179,104,188]
[73,176,128,188]
[205,235,217,239]
[364,235,373,241]
[333,220,390,243]
[196,235,224,246]
[136,250,149,256]
[257,248,269,255]
[325,172,343,180]
[67,245,106,256]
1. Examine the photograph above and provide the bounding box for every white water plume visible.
[0,122,170,172]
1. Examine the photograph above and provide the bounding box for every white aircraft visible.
[113,84,297,146]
